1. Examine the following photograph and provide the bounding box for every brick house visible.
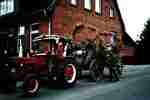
[0,0,126,56]
[40,0,125,50]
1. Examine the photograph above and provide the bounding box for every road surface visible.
[1,65,150,100]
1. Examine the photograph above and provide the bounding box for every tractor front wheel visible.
[23,75,40,96]
[89,59,103,81]
[60,59,77,88]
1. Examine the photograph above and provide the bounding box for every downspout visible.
[48,14,51,52]
[47,0,56,52]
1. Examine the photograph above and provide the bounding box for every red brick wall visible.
[119,47,136,64]
[39,0,124,48]
[119,47,135,57]
[102,0,110,16]
[39,21,48,33]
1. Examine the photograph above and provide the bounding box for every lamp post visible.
[44,0,56,52]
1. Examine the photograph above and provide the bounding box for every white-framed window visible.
[17,26,25,57]
[19,26,25,36]
[7,0,14,13]
[71,0,77,5]
[111,32,116,47]
[0,1,6,15]
[30,22,41,51]
[0,0,14,16]
[110,7,114,17]
[84,0,91,10]
[30,23,40,34]
[95,0,101,14]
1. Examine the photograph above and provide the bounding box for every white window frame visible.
[0,1,6,16]
[71,0,77,5]
[30,22,40,34]
[19,26,25,35]
[111,32,116,47]
[18,25,25,57]
[0,0,14,16]
[110,7,114,17]
[84,0,91,10]
[7,0,14,13]
[30,22,41,50]
[95,0,101,14]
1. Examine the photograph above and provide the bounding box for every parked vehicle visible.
[15,35,77,96]
[69,40,103,81]
[70,40,124,82]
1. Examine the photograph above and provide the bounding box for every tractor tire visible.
[89,59,103,81]
[58,59,77,88]
[23,74,40,96]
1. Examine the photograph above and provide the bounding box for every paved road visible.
[1,65,150,100]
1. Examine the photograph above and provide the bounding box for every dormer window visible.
[84,0,91,10]
[95,0,101,15]
[71,0,77,5]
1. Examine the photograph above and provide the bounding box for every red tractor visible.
[16,35,77,96]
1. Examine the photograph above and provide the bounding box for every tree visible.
[136,18,150,64]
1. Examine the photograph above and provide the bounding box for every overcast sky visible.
[117,0,150,41]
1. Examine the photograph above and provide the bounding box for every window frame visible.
[111,32,116,47]
[70,0,77,6]
[19,26,25,36]
[84,0,92,10]
[0,0,14,16]
[17,25,25,57]
[95,0,101,15]
[109,7,114,17]
[30,22,40,34]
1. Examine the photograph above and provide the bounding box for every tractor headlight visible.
[20,63,23,67]
[76,50,83,55]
